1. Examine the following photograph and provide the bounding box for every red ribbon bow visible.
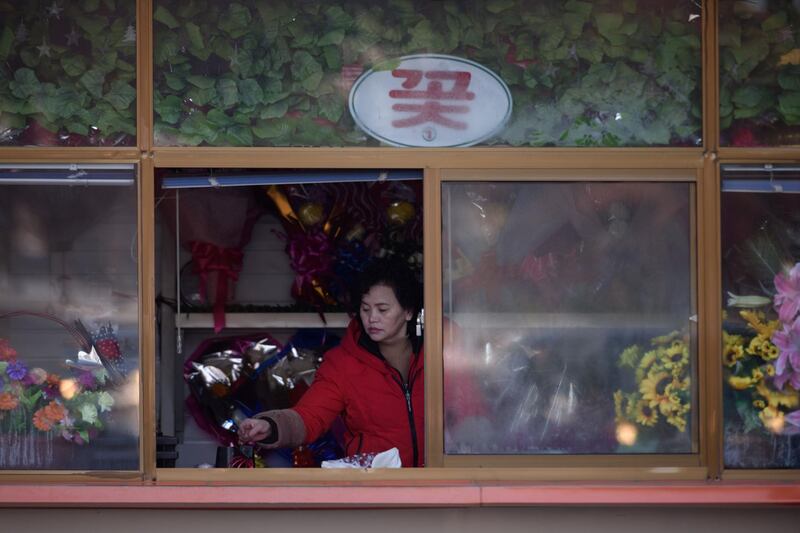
[189,241,243,333]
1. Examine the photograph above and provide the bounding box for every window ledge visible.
[0,482,799,508]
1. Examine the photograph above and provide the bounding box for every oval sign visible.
[349,54,512,148]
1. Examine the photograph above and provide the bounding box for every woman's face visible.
[359,283,412,345]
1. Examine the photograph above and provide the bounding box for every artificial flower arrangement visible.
[0,315,124,446]
[613,330,692,447]
[723,262,800,435]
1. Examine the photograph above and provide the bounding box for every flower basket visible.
[0,311,127,469]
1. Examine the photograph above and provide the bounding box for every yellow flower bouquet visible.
[613,330,692,449]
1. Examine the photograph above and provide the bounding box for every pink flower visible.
[772,316,800,388]
[774,263,800,323]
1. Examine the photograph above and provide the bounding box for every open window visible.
[154,168,424,469]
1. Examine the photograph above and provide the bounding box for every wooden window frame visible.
[0,0,798,502]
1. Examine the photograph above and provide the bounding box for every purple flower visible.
[6,361,28,381]
[786,410,800,434]
[77,371,96,389]
[774,263,800,323]
[773,316,800,389]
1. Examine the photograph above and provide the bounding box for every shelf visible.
[175,313,351,329]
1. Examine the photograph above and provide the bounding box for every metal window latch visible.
[689,315,698,323]
[416,308,425,337]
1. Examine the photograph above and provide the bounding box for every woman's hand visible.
[238,418,271,444]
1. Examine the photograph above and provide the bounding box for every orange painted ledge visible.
[0,483,799,508]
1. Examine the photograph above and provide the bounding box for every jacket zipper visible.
[391,367,419,467]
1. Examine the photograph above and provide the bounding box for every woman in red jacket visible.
[238,258,425,467]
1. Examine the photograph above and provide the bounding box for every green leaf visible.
[182,111,218,142]
[216,78,239,107]
[0,111,28,130]
[206,108,234,126]
[323,45,342,70]
[154,32,180,64]
[595,13,624,36]
[486,0,514,14]
[186,86,216,106]
[318,30,345,47]
[778,68,800,91]
[60,55,87,77]
[219,4,252,38]
[253,118,292,139]
[732,85,771,109]
[761,12,787,33]
[75,15,106,36]
[291,50,323,92]
[104,80,136,111]
[565,0,593,17]
[238,78,263,107]
[225,124,253,146]
[372,57,402,71]
[163,72,186,91]
[155,94,183,124]
[0,26,13,60]
[563,12,588,38]
[154,5,180,29]
[39,87,81,120]
[260,101,289,119]
[318,94,343,122]
[82,0,100,11]
[622,0,637,14]
[10,68,40,99]
[186,75,215,89]
[325,6,353,30]
[778,91,800,125]
[185,22,204,50]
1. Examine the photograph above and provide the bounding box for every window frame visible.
[0,0,797,492]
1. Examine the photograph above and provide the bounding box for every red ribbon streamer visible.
[189,241,243,333]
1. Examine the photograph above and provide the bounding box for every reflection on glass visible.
[721,165,800,468]
[442,181,695,454]
[153,0,701,147]
[0,1,137,146]
[720,1,800,146]
[0,175,139,469]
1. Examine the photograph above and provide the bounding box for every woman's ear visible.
[405,309,413,322]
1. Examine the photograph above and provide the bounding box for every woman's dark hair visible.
[352,257,423,333]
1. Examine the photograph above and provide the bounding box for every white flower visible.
[80,403,98,424]
[97,391,114,412]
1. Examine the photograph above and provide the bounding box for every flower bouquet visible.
[613,330,692,451]
[723,263,800,437]
[0,312,127,467]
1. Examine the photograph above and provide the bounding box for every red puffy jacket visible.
[292,319,425,467]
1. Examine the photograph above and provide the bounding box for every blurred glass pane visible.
[0,167,139,470]
[721,165,800,468]
[720,1,800,146]
[442,180,696,454]
[153,0,701,147]
[0,1,137,147]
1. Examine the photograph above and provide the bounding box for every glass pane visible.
[721,165,800,468]
[0,1,137,147]
[442,181,696,454]
[720,1,800,146]
[0,169,139,470]
[153,0,701,147]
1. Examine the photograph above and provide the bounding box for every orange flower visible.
[46,374,60,386]
[32,409,54,431]
[0,392,18,410]
[0,339,17,361]
[42,401,66,422]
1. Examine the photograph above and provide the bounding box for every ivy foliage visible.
[0,0,137,146]
[153,0,702,147]
[720,0,800,145]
